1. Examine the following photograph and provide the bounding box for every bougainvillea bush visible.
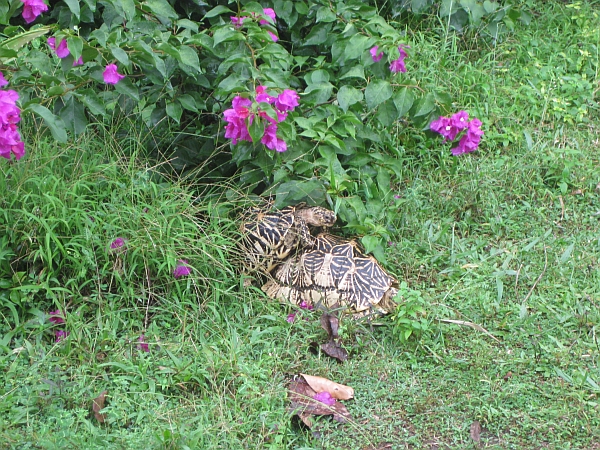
[0,0,528,256]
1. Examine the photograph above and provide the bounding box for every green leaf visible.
[0,27,51,53]
[59,96,87,135]
[248,119,264,144]
[365,80,392,110]
[204,5,233,18]
[393,87,415,118]
[337,86,363,112]
[26,104,68,143]
[176,19,199,33]
[316,6,336,23]
[110,46,130,66]
[178,94,198,112]
[340,65,365,80]
[559,243,575,264]
[483,0,498,13]
[75,89,106,115]
[412,93,435,117]
[114,77,140,101]
[304,24,331,46]
[63,0,81,19]
[303,81,334,105]
[166,101,183,123]
[376,99,397,127]
[213,27,243,47]
[177,45,200,70]
[344,34,370,60]
[144,0,178,22]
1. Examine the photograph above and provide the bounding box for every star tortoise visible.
[262,233,399,317]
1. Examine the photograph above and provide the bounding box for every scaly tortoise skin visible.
[240,203,337,275]
[262,233,398,317]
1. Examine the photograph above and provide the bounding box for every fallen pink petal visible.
[137,335,150,352]
[173,260,191,278]
[313,391,336,406]
[110,237,126,249]
[55,330,70,342]
[286,312,297,323]
[48,310,65,324]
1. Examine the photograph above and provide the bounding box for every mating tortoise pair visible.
[240,203,398,316]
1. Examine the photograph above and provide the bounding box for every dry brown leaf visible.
[92,390,108,423]
[300,374,354,400]
[439,319,501,343]
[320,341,348,362]
[288,378,352,427]
[320,313,339,339]
[470,420,482,442]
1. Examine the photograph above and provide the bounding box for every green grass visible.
[2,1,600,448]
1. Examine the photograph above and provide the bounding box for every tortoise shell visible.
[262,233,398,316]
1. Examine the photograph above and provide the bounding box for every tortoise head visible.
[299,206,337,227]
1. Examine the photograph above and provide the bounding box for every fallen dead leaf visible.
[470,420,482,442]
[319,313,348,362]
[92,390,108,423]
[288,377,352,427]
[300,373,354,400]
[320,341,348,362]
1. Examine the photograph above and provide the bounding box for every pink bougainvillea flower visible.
[389,44,408,73]
[231,96,252,116]
[451,110,469,130]
[0,125,24,160]
[0,90,21,125]
[21,0,48,23]
[137,335,150,352]
[103,64,125,85]
[230,16,246,27]
[256,86,275,104]
[451,118,484,155]
[48,309,65,324]
[223,96,254,144]
[261,124,287,152]
[0,72,8,87]
[313,391,336,406]
[55,330,70,342]
[110,237,126,249]
[370,46,384,62]
[267,31,279,42]
[275,89,299,112]
[173,260,191,278]
[286,312,297,323]
[73,56,84,66]
[430,116,459,141]
[260,8,276,25]
[299,300,314,311]
[55,39,70,58]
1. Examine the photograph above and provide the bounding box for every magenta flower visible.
[223,96,253,145]
[173,260,191,278]
[0,72,7,87]
[137,335,150,352]
[370,46,384,62]
[256,86,275,104]
[313,391,336,406]
[0,90,21,125]
[286,312,297,323]
[73,56,84,66]
[21,0,48,23]
[451,110,469,130]
[275,89,299,112]
[110,237,125,249]
[55,330,70,342]
[48,310,66,324]
[261,124,287,152]
[48,37,70,58]
[451,118,484,156]
[260,8,276,25]
[299,300,314,311]
[267,31,279,42]
[0,125,25,161]
[230,16,246,27]
[389,45,408,73]
[103,64,125,85]
[430,116,459,141]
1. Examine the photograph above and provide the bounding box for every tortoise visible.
[261,233,398,317]
[240,203,337,275]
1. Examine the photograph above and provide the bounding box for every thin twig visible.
[522,245,548,304]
